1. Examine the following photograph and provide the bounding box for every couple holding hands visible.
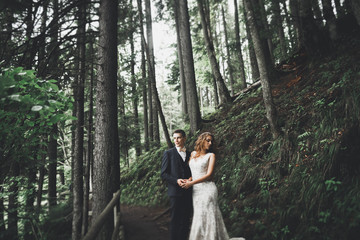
[161,129,245,240]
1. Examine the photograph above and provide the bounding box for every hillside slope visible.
[120,31,360,239]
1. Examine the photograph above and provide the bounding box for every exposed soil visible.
[120,205,170,240]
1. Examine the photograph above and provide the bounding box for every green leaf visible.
[31,105,43,111]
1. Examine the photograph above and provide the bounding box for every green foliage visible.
[0,67,73,238]
[121,39,360,239]
[120,145,168,206]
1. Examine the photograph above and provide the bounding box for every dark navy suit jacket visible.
[161,147,192,197]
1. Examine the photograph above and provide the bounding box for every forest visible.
[1,0,360,239]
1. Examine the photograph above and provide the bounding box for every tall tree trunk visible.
[136,0,149,151]
[119,78,128,165]
[72,0,86,238]
[312,0,323,24]
[82,38,94,236]
[8,162,20,240]
[36,140,47,214]
[178,0,202,135]
[350,0,360,27]
[197,0,232,105]
[251,0,274,77]
[289,0,301,49]
[174,0,188,116]
[143,37,173,148]
[281,0,295,50]
[22,0,35,69]
[321,0,338,41]
[92,0,119,239]
[242,2,260,82]
[244,0,280,139]
[0,11,14,67]
[258,0,274,64]
[234,0,247,89]
[272,0,287,62]
[24,165,37,240]
[130,9,141,158]
[38,0,48,77]
[221,4,235,96]
[145,0,160,145]
[47,0,59,211]
[298,0,327,55]
[48,125,57,209]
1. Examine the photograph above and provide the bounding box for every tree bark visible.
[174,0,188,116]
[298,0,327,55]
[82,38,94,237]
[244,0,280,139]
[234,0,247,89]
[272,0,287,62]
[242,3,260,82]
[7,162,20,240]
[178,0,202,135]
[197,0,232,105]
[321,0,338,41]
[221,4,235,96]
[142,36,173,148]
[145,0,160,145]
[136,0,149,151]
[92,0,119,239]
[350,0,360,27]
[281,0,295,50]
[48,125,57,209]
[289,0,301,49]
[72,0,86,238]
[258,0,274,64]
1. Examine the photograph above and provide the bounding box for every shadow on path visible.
[121,205,170,240]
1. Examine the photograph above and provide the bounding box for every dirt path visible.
[120,205,170,240]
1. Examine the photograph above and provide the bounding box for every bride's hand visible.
[183,181,193,189]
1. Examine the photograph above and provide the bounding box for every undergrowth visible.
[120,35,360,239]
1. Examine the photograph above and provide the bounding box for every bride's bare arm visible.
[184,153,215,189]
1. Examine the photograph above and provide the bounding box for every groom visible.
[161,129,192,240]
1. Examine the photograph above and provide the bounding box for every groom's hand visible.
[177,179,185,187]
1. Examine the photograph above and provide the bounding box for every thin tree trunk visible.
[145,0,160,145]
[174,0,188,116]
[298,0,327,54]
[197,0,232,105]
[221,4,235,96]
[242,2,260,82]
[130,10,141,157]
[8,162,20,240]
[178,0,202,135]
[244,0,280,139]
[281,0,294,50]
[136,0,149,151]
[82,29,95,238]
[143,36,173,148]
[48,125,58,209]
[92,0,119,239]
[289,0,301,49]
[272,0,287,61]
[350,0,360,27]
[258,0,274,64]
[24,166,37,240]
[72,0,86,238]
[322,0,338,41]
[234,0,247,89]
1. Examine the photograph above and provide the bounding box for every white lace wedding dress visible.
[189,152,245,240]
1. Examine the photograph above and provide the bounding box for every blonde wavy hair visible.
[193,132,217,158]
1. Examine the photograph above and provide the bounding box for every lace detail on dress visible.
[189,153,245,240]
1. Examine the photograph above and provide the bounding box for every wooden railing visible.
[82,190,121,240]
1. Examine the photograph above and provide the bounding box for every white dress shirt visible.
[176,146,186,161]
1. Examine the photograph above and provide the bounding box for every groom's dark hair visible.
[173,129,186,138]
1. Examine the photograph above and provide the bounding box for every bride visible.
[182,132,245,240]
